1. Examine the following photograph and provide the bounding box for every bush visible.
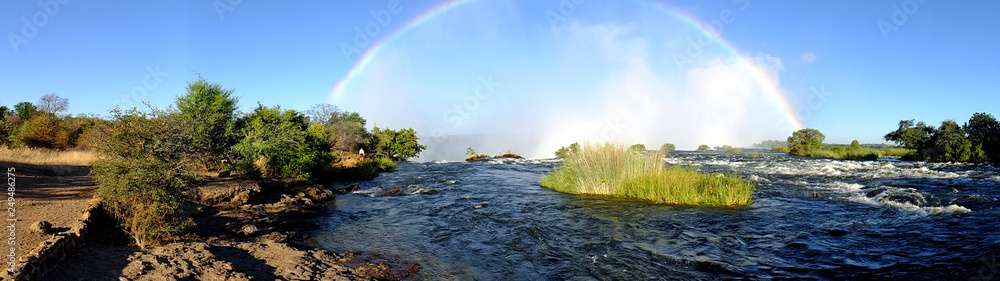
[629,144,646,151]
[371,127,426,161]
[697,144,711,151]
[660,143,676,152]
[176,79,238,163]
[92,108,196,249]
[788,128,824,156]
[771,145,789,153]
[540,144,755,207]
[231,105,333,179]
[555,142,581,159]
[465,147,489,161]
[316,157,396,182]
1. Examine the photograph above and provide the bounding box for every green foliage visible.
[697,144,710,151]
[771,145,789,153]
[724,147,741,153]
[91,108,196,249]
[629,144,646,151]
[176,79,238,161]
[851,140,861,149]
[371,127,426,161]
[970,144,989,163]
[316,157,396,182]
[230,105,333,179]
[14,102,35,121]
[309,104,371,156]
[930,120,971,162]
[540,144,755,207]
[12,115,69,149]
[555,142,581,159]
[466,147,477,156]
[787,128,825,156]
[884,120,935,151]
[660,143,676,152]
[965,112,1000,163]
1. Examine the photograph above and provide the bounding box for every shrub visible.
[371,127,426,161]
[629,144,646,151]
[316,157,396,182]
[724,147,741,153]
[176,79,239,163]
[540,144,755,207]
[660,143,676,152]
[92,108,196,249]
[555,142,581,159]
[465,147,489,161]
[787,128,824,156]
[697,144,711,151]
[231,105,333,179]
[771,145,789,153]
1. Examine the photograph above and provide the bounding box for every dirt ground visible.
[0,162,96,270]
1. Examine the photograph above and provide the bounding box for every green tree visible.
[629,144,646,151]
[14,102,35,121]
[230,105,333,179]
[930,120,971,162]
[850,140,861,149]
[964,112,1000,163]
[697,144,711,151]
[371,127,426,161]
[466,147,477,156]
[787,128,825,156]
[884,120,935,151]
[660,143,676,152]
[555,142,581,159]
[176,79,239,161]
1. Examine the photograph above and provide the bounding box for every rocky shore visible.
[40,176,420,280]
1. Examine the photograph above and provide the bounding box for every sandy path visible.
[0,162,95,270]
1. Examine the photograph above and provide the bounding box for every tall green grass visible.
[540,144,755,207]
[793,145,914,160]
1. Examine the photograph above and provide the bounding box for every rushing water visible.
[309,151,1000,280]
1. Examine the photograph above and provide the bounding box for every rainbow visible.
[327,0,804,131]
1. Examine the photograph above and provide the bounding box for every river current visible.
[310,151,1000,280]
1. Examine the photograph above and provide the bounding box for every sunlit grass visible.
[540,144,755,207]
[0,145,96,166]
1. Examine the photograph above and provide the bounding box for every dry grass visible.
[0,146,97,166]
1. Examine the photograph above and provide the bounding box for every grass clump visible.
[539,144,755,207]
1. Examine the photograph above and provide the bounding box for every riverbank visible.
[0,161,418,280]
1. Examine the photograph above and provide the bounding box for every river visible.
[309,151,1000,280]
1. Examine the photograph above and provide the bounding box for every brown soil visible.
[0,162,95,272]
[40,174,419,280]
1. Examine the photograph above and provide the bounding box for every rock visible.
[303,187,334,201]
[381,188,400,197]
[31,221,52,234]
[264,195,323,217]
[332,184,358,194]
[200,181,262,206]
[239,224,258,236]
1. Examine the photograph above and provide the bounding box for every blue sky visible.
[2,1,998,160]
